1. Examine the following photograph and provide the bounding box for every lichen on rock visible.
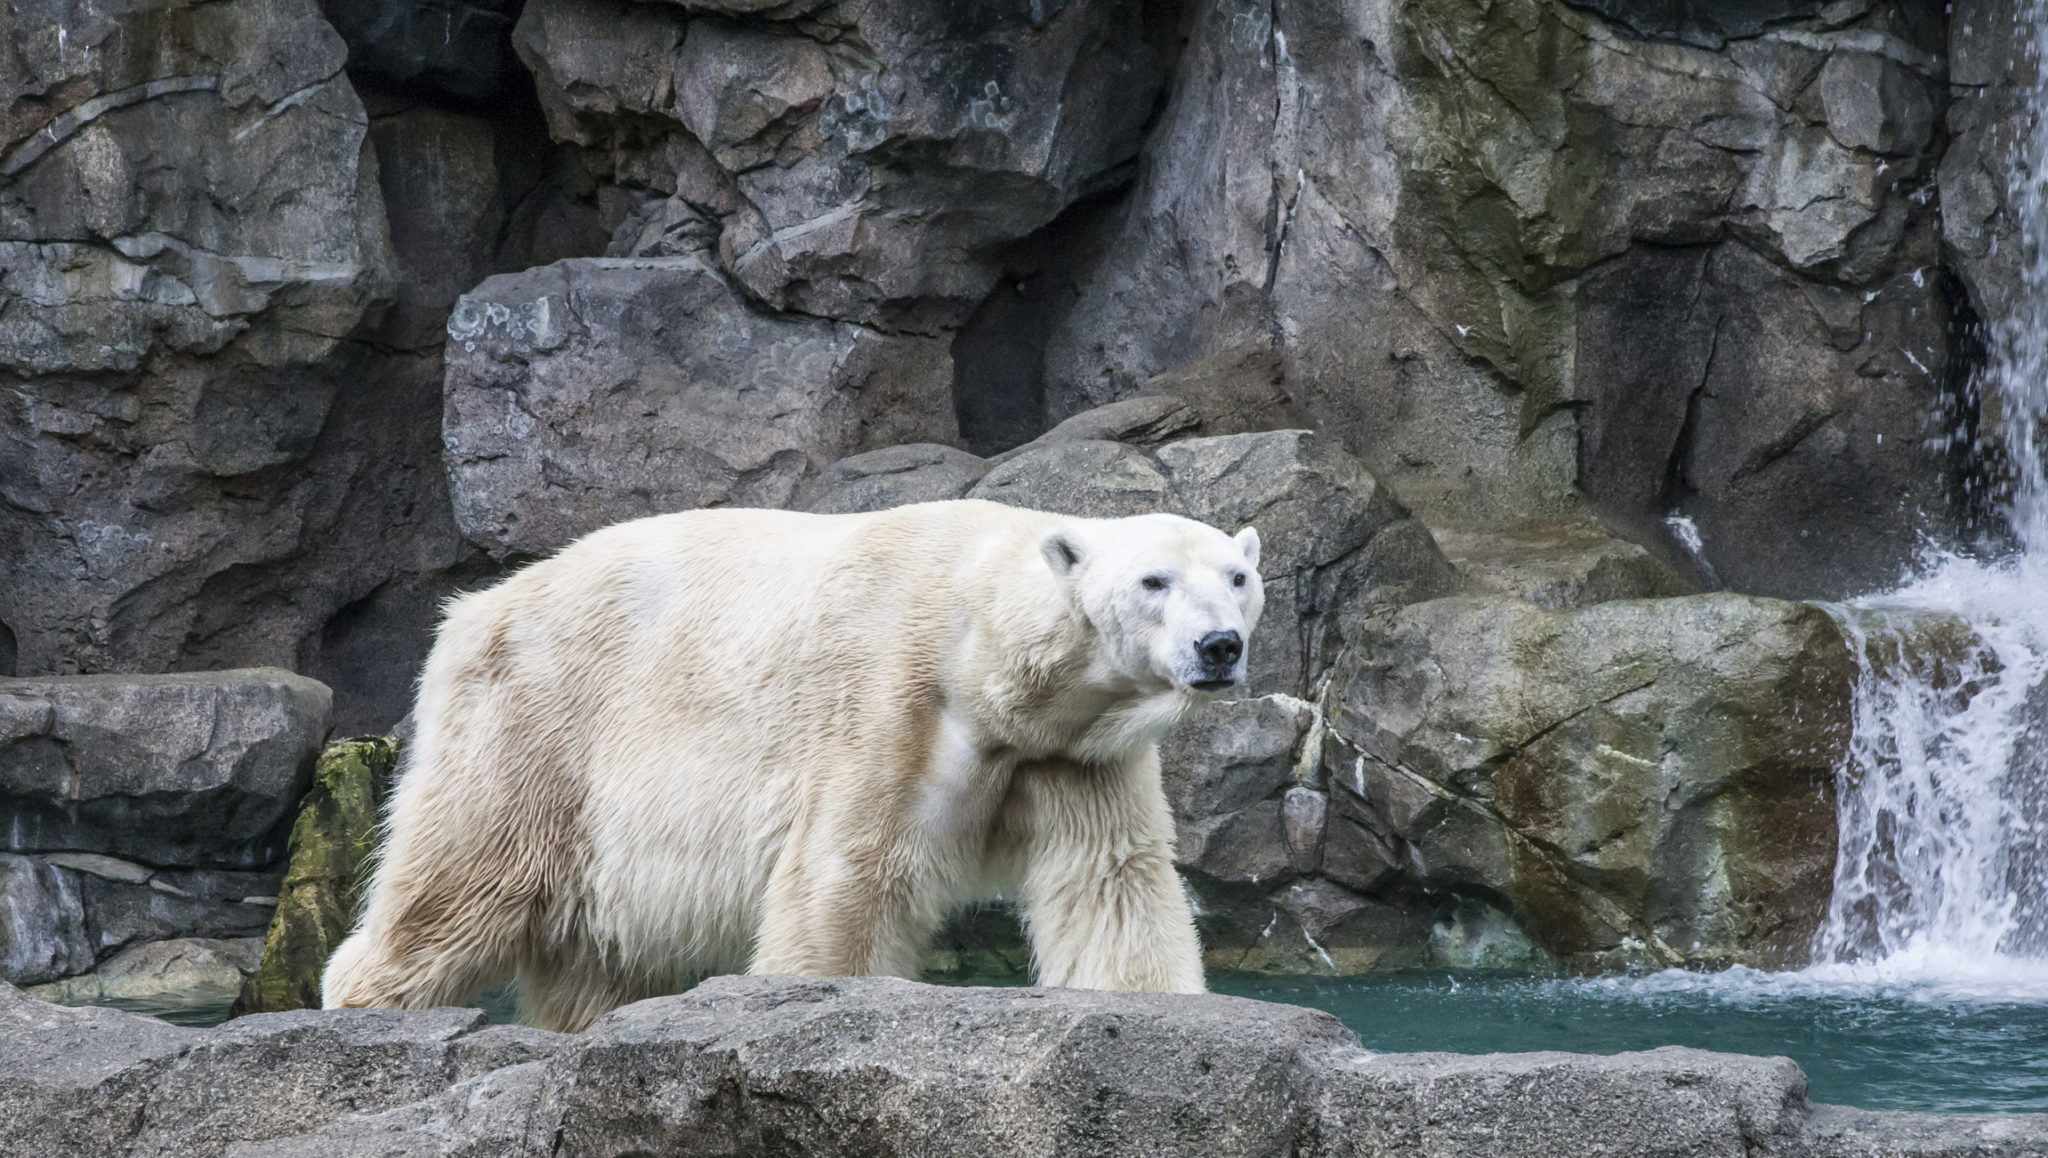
[232,736,397,1016]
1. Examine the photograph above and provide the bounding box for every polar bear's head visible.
[1040,513,1265,694]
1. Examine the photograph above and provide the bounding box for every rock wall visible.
[1041,0,1962,599]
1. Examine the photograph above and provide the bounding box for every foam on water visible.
[1781,0,2048,1003]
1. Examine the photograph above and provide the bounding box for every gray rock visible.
[1038,0,1958,599]
[442,257,955,557]
[77,872,279,959]
[1324,593,1855,970]
[994,394,1204,462]
[0,0,410,689]
[0,670,331,868]
[1163,695,1313,891]
[0,852,279,986]
[0,855,94,985]
[26,936,262,1006]
[967,439,1171,520]
[38,852,150,886]
[796,444,991,515]
[1434,519,1697,610]
[0,980,564,1158]
[513,0,1165,330]
[2,974,2044,1156]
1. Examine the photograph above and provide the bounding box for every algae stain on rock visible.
[230,736,396,1016]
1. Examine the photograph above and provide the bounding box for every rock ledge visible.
[3,974,2039,1157]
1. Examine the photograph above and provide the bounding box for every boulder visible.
[0,855,94,985]
[442,257,955,557]
[235,737,397,1016]
[26,937,263,1007]
[1038,0,1958,599]
[0,983,561,1158]
[0,848,280,987]
[0,670,331,868]
[796,444,991,516]
[3,974,2043,1156]
[1324,593,1856,970]
[511,0,1166,329]
[1433,519,1698,610]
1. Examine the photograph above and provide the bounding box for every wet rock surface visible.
[27,936,263,1008]
[2,973,2042,1157]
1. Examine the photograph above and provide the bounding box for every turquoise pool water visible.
[1212,967,2048,1115]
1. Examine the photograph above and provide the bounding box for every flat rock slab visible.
[0,669,332,868]
[2,974,2040,1157]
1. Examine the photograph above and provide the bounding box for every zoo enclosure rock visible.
[1040,0,1962,600]
[0,669,332,869]
[441,257,955,558]
[1323,593,1855,972]
[0,0,410,690]
[511,0,1165,330]
[3,973,2044,1157]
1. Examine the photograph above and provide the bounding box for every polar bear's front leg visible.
[1003,750,1205,993]
[750,814,954,980]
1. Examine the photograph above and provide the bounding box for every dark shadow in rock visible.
[321,0,527,107]
[951,187,1134,456]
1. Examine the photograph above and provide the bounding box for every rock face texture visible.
[0,670,331,868]
[3,973,2043,1157]
[0,670,326,986]
[1038,0,1962,599]
[442,257,954,558]
[1324,594,1856,971]
[511,0,1165,330]
[0,0,395,685]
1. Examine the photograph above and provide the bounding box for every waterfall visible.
[1807,8,2048,992]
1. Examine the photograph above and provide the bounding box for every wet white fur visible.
[321,500,1264,1030]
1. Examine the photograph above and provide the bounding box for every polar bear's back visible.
[397,500,1056,984]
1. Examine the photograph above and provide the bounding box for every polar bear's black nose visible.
[1196,630,1243,669]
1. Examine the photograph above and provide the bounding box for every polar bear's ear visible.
[1039,527,1085,578]
[1234,526,1262,568]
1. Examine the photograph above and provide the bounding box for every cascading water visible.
[1806,4,2048,995]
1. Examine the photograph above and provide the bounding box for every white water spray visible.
[1805,6,2048,995]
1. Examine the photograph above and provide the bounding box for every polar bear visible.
[321,499,1263,1031]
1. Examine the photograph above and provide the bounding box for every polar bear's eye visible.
[1141,575,1168,591]
[1232,572,1247,588]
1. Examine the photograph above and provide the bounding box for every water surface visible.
[1214,966,2048,1115]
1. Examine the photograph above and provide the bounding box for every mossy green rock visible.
[230,737,395,1016]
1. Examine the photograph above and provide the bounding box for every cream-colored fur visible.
[322,500,1264,1031]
